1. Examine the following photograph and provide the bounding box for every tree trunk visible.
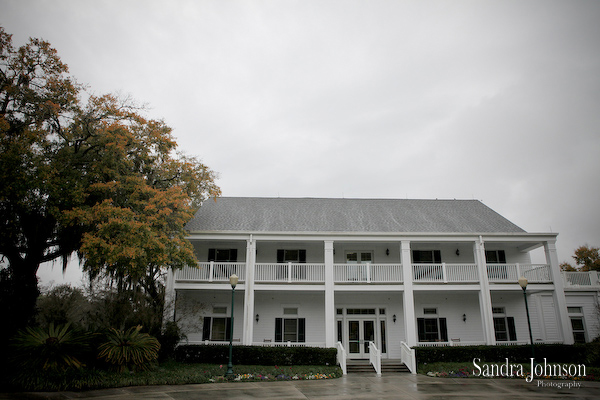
[1,257,41,339]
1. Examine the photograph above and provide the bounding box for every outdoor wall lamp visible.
[462,314,466,322]
[256,314,259,323]
[386,248,390,256]
[456,249,460,256]
[393,314,397,323]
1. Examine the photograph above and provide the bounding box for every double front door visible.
[348,319,376,358]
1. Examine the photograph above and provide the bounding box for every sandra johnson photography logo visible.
[472,358,586,383]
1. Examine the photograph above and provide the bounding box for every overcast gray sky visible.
[1,0,599,284]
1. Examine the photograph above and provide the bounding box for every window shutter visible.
[298,318,306,342]
[439,318,448,341]
[417,318,425,342]
[203,317,211,340]
[299,250,307,263]
[507,317,517,341]
[226,317,232,341]
[230,249,238,262]
[275,318,283,342]
[277,250,284,263]
[434,250,442,264]
[412,251,421,263]
[208,249,216,262]
[499,250,507,264]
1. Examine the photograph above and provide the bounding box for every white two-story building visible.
[165,197,600,371]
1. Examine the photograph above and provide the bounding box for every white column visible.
[401,241,417,346]
[545,240,574,344]
[242,238,256,345]
[324,240,335,347]
[474,237,496,345]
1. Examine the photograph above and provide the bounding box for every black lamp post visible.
[226,274,238,379]
[518,276,535,361]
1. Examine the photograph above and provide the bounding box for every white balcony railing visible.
[255,263,325,283]
[173,262,586,287]
[563,271,600,288]
[176,262,246,282]
[334,264,403,283]
[487,264,551,283]
[413,263,478,283]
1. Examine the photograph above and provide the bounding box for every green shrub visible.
[157,321,186,361]
[175,345,337,366]
[585,341,600,367]
[11,323,92,372]
[98,325,160,372]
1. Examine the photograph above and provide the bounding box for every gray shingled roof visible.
[186,197,525,234]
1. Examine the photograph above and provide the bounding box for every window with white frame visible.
[568,307,586,343]
[275,307,305,343]
[485,250,506,263]
[202,306,231,341]
[417,308,447,342]
[275,318,306,342]
[492,307,516,341]
[412,250,441,264]
[346,251,373,263]
[277,249,307,263]
[208,249,238,262]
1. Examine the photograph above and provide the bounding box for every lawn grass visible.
[2,362,343,392]
[418,361,600,381]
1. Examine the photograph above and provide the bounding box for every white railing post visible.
[336,342,347,375]
[369,341,381,377]
[516,263,521,280]
[209,261,214,282]
[288,262,292,283]
[442,263,447,283]
[366,263,371,283]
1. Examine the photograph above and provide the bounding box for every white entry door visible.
[348,319,376,358]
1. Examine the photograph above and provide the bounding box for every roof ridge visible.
[214,196,482,201]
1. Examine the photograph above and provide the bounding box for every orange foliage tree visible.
[0,27,220,337]
[561,245,600,271]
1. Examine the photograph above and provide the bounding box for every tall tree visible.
[0,27,220,337]
[561,245,600,271]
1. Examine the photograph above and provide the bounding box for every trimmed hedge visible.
[175,345,337,366]
[416,343,600,366]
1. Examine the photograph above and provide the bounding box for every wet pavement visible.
[2,374,600,399]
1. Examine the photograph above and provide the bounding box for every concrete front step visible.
[346,360,410,374]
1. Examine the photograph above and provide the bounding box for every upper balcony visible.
[172,261,573,287]
[562,270,600,289]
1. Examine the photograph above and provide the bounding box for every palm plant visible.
[11,323,91,371]
[98,325,160,372]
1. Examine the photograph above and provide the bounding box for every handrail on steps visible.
[336,341,347,375]
[368,341,382,377]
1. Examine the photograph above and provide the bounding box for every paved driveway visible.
[2,374,599,399]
